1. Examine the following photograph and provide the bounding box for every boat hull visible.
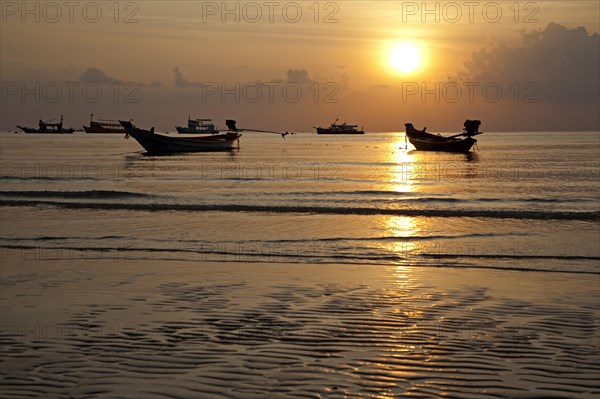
[120,121,241,154]
[316,127,365,135]
[17,126,74,134]
[83,126,125,133]
[405,124,477,153]
[407,136,476,152]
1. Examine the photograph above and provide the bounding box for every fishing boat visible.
[315,118,365,134]
[405,120,482,153]
[83,114,126,133]
[175,117,219,134]
[17,115,75,134]
[120,120,241,154]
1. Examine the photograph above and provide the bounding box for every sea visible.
[1,130,599,274]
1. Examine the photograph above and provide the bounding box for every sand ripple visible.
[1,265,598,399]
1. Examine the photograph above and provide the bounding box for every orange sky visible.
[1,1,599,131]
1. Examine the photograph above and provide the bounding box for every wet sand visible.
[1,255,599,398]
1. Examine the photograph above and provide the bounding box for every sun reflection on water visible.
[382,139,426,264]
[388,142,416,193]
[384,216,420,261]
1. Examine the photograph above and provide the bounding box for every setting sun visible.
[386,41,425,75]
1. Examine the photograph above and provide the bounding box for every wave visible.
[237,232,525,243]
[1,189,592,206]
[0,190,152,199]
[0,232,526,245]
[1,199,598,221]
[2,243,598,274]
[243,190,594,205]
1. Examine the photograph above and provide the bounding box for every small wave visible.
[259,232,520,243]
[521,197,592,203]
[422,253,600,261]
[1,199,598,221]
[2,235,126,242]
[243,191,592,205]
[0,232,525,248]
[0,190,151,199]
[1,244,598,274]
[348,190,425,196]
[0,175,120,182]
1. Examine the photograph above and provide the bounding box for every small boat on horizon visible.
[83,114,126,134]
[405,120,482,153]
[17,115,75,134]
[120,120,241,154]
[176,116,219,134]
[315,118,365,135]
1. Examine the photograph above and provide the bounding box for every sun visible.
[386,42,424,75]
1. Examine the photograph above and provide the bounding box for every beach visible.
[3,1,600,396]
[1,255,599,398]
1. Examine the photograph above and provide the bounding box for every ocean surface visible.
[1,130,599,273]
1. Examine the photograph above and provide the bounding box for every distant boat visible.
[120,120,241,154]
[17,115,75,134]
[83,114,126,134]
[404,120,482,153]
[176,117,219,134]
[315,118,365,134]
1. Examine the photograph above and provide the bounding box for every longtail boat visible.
[405,120,482,153]
[120,120,241,154]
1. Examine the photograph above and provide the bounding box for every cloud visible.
[286,68,313,84]
[460,23,599,104]
[172,67,203,88]
[79,68,121,84]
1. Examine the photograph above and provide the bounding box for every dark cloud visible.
[286,68,312,84]
[80,68,121,84]
[172,67,203,88]
[461,23,599,104]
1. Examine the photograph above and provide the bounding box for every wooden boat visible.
[316,118,365,134]
[405,120,482,153]
[17,115,74,134]
[176,117,219,134]
[120,120,241,154]
[84,114,126,133]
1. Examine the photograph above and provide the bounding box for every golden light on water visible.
[382,139,423,261]
[385,216,419,258]
[388,138,417,193]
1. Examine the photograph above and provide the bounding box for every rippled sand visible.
[1,256,599,398]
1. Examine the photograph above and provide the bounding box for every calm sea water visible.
[1,131,599,273]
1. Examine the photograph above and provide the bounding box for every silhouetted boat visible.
[316,118,364,134]
[176,117,219,134]
[17,115,74,134]
[120,120,241,154]
[405,120,482,153]
[83,114,126,133]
